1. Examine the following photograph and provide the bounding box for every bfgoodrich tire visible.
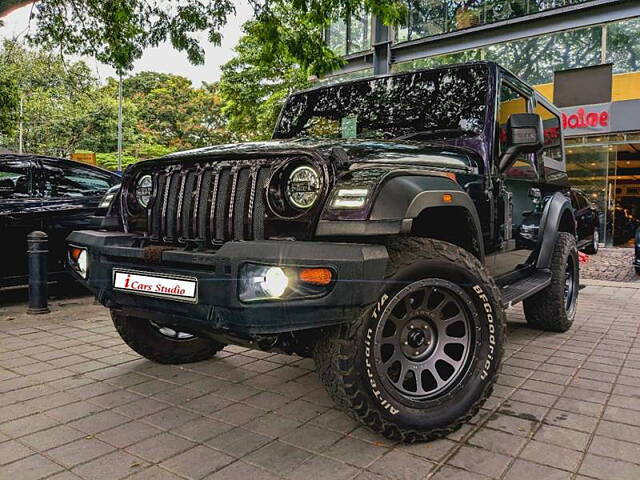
[112,311,225,364]
[523,232,579,332]
[314,238,505,442]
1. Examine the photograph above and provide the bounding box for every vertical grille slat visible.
[180,170,197,241]
[233,169,251,240]
[252,168,270,240]
[164,171,181,243]
[148,159,274,246]
[214,169,231,242]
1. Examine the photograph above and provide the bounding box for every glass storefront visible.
[566,134,640,246]
[395,0,597,43]
[389,17,640,82]
[326,11,371,56]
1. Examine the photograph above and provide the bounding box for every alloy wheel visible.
[373,279,474,401]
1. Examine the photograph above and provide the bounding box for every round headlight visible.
[285,166,321,209]
[135,175,153,208]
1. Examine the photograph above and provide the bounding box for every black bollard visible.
[27,231,50,315]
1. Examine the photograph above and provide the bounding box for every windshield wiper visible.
[394,129,470,141]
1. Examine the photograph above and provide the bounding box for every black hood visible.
[164,138,479,173]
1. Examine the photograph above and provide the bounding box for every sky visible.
[0,2,253,85]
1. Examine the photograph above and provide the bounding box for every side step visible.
[500,271,552,308]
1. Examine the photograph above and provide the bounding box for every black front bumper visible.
[67,231,388,335]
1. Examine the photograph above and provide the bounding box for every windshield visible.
[274,64,490,141]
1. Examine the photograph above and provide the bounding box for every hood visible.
[164,138,480,173]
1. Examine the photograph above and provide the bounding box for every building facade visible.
[326,0,640,246]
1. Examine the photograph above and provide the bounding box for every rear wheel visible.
[314,238,505,442]
[112,311,225,364]
[524,233,578,332]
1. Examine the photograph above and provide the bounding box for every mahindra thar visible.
[68,62,579,442]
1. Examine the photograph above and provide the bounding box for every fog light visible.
[239,264,290,302]
[262,267,288,298]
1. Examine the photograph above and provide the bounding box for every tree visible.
[10,0,406,76]
[122,71,234,150]
[0,71,19,139]
[219,20,310,141]
[0,40,127,156]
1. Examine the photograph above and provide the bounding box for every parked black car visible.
[69,62,580,441]
[570,189,600,254]
[1,154,120,288]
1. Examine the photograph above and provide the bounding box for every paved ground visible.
[1,284,640,480]
[581,248,639,283]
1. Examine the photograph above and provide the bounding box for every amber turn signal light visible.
[298,268,333,285]
[69,248,83,260]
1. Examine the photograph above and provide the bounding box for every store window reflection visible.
[396,0,597,43]
[566,138,640,247]
[565,145,611,244]
[326,11,371,56]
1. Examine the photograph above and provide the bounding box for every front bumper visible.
[67,231,388,335]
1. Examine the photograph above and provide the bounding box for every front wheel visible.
[112,311,225,364]
[314,238,505,442]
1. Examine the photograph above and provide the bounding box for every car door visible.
[491,78,541,279]
[35,158,118,275]
[571,191,589,248]
[0,157,41,286]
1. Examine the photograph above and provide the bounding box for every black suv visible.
[68,62,579,442]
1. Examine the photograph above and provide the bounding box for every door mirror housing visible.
[499,113,544,172]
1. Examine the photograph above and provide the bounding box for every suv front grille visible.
[147,161,272,246]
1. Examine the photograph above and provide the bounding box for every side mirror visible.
[499,113,544,172]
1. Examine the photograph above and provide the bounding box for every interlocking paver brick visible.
[519,440,582,471]
[0,453,64,480]
[368,450,436,480]
[579,453,640,480]
[206,427,273,458]
[324,435,389,468]
[0,439,35,465]
[47,437,116,468]
[588,435,640,464]
[160,444,233,479]
[95,421,163,448]
[244,440,312,475]
[288,456,360,480]
[448,445,512,478]
[504,459,572,480]
[71,450,148,480]
[125,432,196,463]
[467,427,528,456]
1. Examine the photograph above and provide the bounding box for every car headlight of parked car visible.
[98,185,119,209]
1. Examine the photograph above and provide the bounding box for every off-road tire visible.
[583,228,599,255]
[314,237,505,442]
[112,311,225,364]
[523,232,578,332]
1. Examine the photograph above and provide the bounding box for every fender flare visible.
[536,191,576,269]
[370,175,485,262]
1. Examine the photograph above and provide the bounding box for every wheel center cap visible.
[408,329,426,348]
[400,315,437,361]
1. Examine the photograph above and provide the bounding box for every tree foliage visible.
[219,20,310,141]
[20,0,406,76]
[0,40,128,156]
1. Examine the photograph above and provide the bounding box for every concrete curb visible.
[581,278,640,289]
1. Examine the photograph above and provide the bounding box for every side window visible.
[498,82,537,180]
[576,192,589,210]
[534,101,563,167]
[41,162,114,198]
[0,161,33,199]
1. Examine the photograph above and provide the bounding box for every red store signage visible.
[560,104,612,135]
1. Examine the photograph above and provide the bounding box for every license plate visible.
[113,269,198,303]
